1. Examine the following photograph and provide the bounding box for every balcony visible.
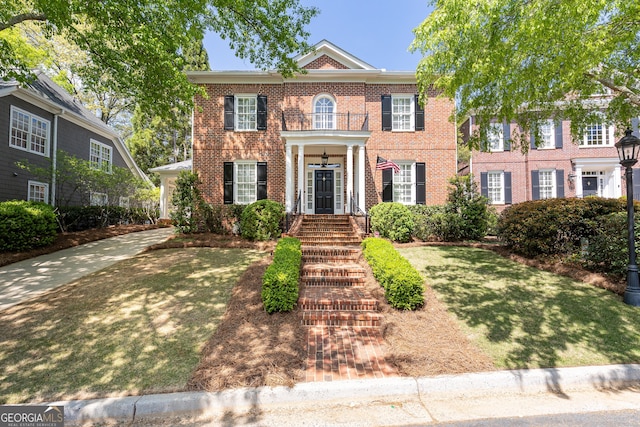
[281,112,369,132]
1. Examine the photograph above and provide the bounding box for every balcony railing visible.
[281,112,369,132]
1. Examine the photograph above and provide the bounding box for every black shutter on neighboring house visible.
[415,94,424,131]
[257,95,267,130]
[382,168,393,201]
[224,162,234,204]
[530,131,537,150]
[480,172,488,198]
[257,162,267,200]
[633,169,640,201]
[555,121,563,148]
[381,95,392,131]
[416,162,426,204]
[531,170,540,200]
[224,95,234,130]
[556,169,565,198]
[504,172,512,204]
[503,122,511,151]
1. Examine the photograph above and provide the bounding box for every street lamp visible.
[615,128,640,306]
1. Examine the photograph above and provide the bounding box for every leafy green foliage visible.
[369,202,415,243]
[412,0,640,151]
[262,237,301,313]
[0,201,57,251]
[361,237,425,310]
[170,170,210,234]
[497,198,625,257]
[56,206,158,232]
[240,200,285,241]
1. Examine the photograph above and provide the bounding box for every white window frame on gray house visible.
[28,180,49,203]
[90,139,113,173]
[10,106,50,157]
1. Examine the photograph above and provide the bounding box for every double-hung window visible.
[235,161,257,204]
[10,106,50,156]
[538,120,555,149]
[393,163,415,204]
[28,181,49,203]
[381,161,426,204]
[392,95,413,131]
[538,170,556,199]
[582,123,614,146]
[235,95,257,131]
[224,161,267,205]
[90,140,112,172]
[488,123,504,152]
[90,192,108,206]
[487,171,504,204]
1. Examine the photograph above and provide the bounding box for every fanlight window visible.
[314,96,335,129]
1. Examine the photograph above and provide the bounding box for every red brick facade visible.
[189,41,457,213]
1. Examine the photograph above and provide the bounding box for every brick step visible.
[301,264,366,278]
[300,310,382,327]
[297,227,355,234]
[298,238,362,246]
[302,246,361,256]
[302,255,359,264]
[297,231,358,238]
[298,287,378,311]
[301,276,366,287]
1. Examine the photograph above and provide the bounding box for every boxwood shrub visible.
[361,237,424,310]
[262,237,302,313]
[369,202,415,243]
[0,201,57,251]
[241,200,285,241]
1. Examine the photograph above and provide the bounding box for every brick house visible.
[0,71,147,206]
[187,40,457,217]
[466,116,640,210]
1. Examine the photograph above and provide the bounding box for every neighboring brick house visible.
[466,115,640,210]
[0,71,147,206]
[188,40,457,216]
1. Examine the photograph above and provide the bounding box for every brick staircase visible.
[292,215,397,381]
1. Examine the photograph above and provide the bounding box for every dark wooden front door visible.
[315,170,334,214]
[582,176,598,197]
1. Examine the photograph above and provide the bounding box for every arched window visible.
[313,95,335,129]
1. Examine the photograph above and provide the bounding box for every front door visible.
[315,170,334,214]
[582,176,598,197]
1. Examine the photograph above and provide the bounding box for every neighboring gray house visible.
[0,71,147,206]
[149,159,192,219]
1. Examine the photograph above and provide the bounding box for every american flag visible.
[375,156,400,173]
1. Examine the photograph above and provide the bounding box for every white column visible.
[297,145,305,213]
[346,144,354,213]
[358,145,366,212]
[285,143,293,212]
[614,164,622,198]
[574,166,583,198]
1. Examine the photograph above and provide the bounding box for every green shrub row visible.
[57,206,159,232]
[262,237,302,313]
[582,212,640,277]
[361,237,425,310]
[240,200,285,241]
[0,201,57,251]
[497,197,624,257]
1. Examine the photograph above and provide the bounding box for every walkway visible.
[0,227,174,311]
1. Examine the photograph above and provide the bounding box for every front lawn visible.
[0,248,265,404]
[398,245,640,370]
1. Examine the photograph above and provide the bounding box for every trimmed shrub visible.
[444,175,491,241]
[361,237,424,310]
[0,201,57,251]
[369,202,415,243]
[240,200,285,241]
[262,237,302,313]
[56,206,157,231]
[497,197,624,257]
[582,212,640,277]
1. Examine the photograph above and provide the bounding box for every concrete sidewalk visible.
[0,227,174,310]
[53,364,640,426]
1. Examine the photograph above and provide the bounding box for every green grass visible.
[0,248,265,404]
[398,245,640,370]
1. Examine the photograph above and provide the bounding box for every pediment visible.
[296,40,376,70]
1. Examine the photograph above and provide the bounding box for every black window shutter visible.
[257,162,267,200]
[530,131,537,150]
[257,95,267,131]
[531,170,540,200]
[224,162,234,204]
[416,162,426,204]
[504,172,512,204]
[556,169,564,198]
[555,121,563,148]
[382,168,393,201]
[224,95,234,131]
[633,169,640,201]
[414,94,424,131]
[381,95,392,131]
[480,172,488,198]
[503,123,511,151]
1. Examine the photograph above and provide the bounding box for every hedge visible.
[57,206,158,232]
[262,237,302,313]
[361,237,425,310]
[241,200,285,241]
[0,201,57,251]
[369,202,415,243]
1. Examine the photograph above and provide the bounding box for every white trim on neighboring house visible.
[149,159,192,219]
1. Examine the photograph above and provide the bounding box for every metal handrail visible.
[349,192,369,234]
[285,190,302,232]
[281,112,369,132]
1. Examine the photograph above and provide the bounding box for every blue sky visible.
[203,0,434,72]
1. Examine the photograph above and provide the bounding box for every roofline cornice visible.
[187,69,417,85]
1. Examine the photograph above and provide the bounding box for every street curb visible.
[50,364,640,425]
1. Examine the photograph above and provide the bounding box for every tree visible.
[412,0,640,151]
[1,0,318,119]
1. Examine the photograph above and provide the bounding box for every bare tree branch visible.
[585,71,640,107]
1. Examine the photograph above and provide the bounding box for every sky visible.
[203,0,434,72]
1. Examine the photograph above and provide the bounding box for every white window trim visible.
[487,171,505,205]
[90,192,108,206]
[28,180,49,203]
[90,139,113,173]
[391,94,415,132]
[119,196,130,208]
[234,160,257,205]
[9,106,50,157]
[393,161,416,205]
[581,123,615,147]
[538,169,557,199]
[538,120,556,149]
[234,94,257,132]
[313,94,337,130]
[488,123,504,152]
